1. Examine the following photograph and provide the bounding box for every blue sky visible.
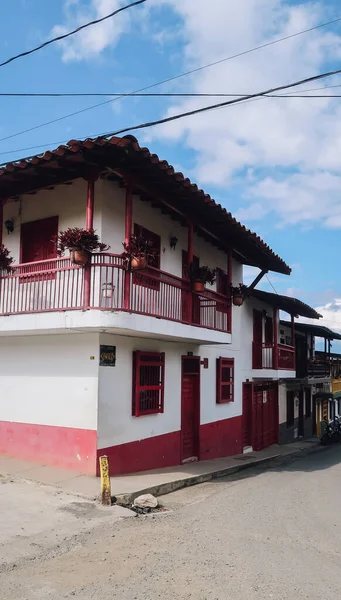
[1,0,341,329]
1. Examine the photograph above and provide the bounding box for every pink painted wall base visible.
[0,421,97,474]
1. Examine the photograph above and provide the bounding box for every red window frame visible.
[216,357,234,403]
[133,224,161,291]
[132,351,165,416]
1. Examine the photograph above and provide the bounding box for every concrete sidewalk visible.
[0,438,323,505]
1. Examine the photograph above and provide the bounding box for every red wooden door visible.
[181,357,200,462]
[242,382,253,447]
[21,217,58,264]
[252,383,278,450]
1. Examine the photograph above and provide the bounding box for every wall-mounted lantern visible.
[169,235,178,250]
[5,219,14,234]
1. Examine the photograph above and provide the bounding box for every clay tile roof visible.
[0,135,291,275]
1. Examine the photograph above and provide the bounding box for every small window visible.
[216,357,234,404]
[286,390,295,427]
[132,351,165,416]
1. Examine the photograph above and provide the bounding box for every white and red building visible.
[0,135,321,476]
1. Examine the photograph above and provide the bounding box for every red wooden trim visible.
[291,314,296,370]
[85,179,95,230]
[132,350,165,417]
[216,357,234,403]
[0,199,3,247]
[227,247,232,287]
[273,307,279,369]
[181,355,201,463]
[124,184,133,310]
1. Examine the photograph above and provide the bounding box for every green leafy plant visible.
[55,228,110,256]
[190,265,217,285]
[122,234,158,260]
[0,244,14,273]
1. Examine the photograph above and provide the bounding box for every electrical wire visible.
[0,0,146,69]
[0,14,340,142]
[93,66,341,138]
[2,65,341,162]
[0,90,341,98]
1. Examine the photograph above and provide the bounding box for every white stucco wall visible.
[0,333,99,430]
[3,179,99,264]
[97,332,198,449]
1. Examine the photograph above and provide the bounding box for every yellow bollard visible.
[99,455,111,506]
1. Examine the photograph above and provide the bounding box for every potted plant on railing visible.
[231,283,247,306]
[190,265,217,293]
[0,244,14,275]
[55,227,110,266]
[122,234,157,270]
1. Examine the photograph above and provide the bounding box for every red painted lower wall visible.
[98,431,181,476]
[199,415,243,460]
[0,421,97,475]
[98,416,243,476]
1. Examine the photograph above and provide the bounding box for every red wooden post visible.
[291,314,296,370]
[83,177,96,309]
[0,199,3,249]
[124,183,133,311]
[273,307,278,369]
[227,247,233,332]
[187,220,194,322]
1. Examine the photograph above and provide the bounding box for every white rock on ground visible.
[132,493,158,508]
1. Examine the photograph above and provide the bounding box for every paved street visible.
[1,446,341,600]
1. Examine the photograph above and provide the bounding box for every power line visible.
[95,66,341,138]
[2,65,341,162]
[1,14,340,142]
[0,89,341,98]
[0,0,146,69]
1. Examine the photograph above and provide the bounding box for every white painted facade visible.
[0,173,300,473]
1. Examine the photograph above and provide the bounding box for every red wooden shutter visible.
[132,351,165,416]
[21,216,58,264]
[216,357,234,403]
[265,316,273,345]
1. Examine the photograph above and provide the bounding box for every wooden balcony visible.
[0,254,231,334]
[252,342,296,370]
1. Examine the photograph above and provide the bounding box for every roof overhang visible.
[281,321,341,340]
[0,135,291,275]
[250,289,321,319]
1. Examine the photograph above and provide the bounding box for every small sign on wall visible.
[99,345,116,367]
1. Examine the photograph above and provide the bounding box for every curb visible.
[114,442,325,506]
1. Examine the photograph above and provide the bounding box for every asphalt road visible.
[1,446,341,600]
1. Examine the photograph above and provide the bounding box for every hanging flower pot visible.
[130,255,147,270]
[55,227,110,267]
[232,294,244,306]
[232,284,247,306]
[192,280,205,293]
[70,248,90,266]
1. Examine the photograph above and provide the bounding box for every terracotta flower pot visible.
[233,295,244,306]
[192,280,205,293]
[70,248,89,266]
[130,256,147,270]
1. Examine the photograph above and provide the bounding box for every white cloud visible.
[298,299,341,334]
[144,0,341,228]
[52,0,133,62]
